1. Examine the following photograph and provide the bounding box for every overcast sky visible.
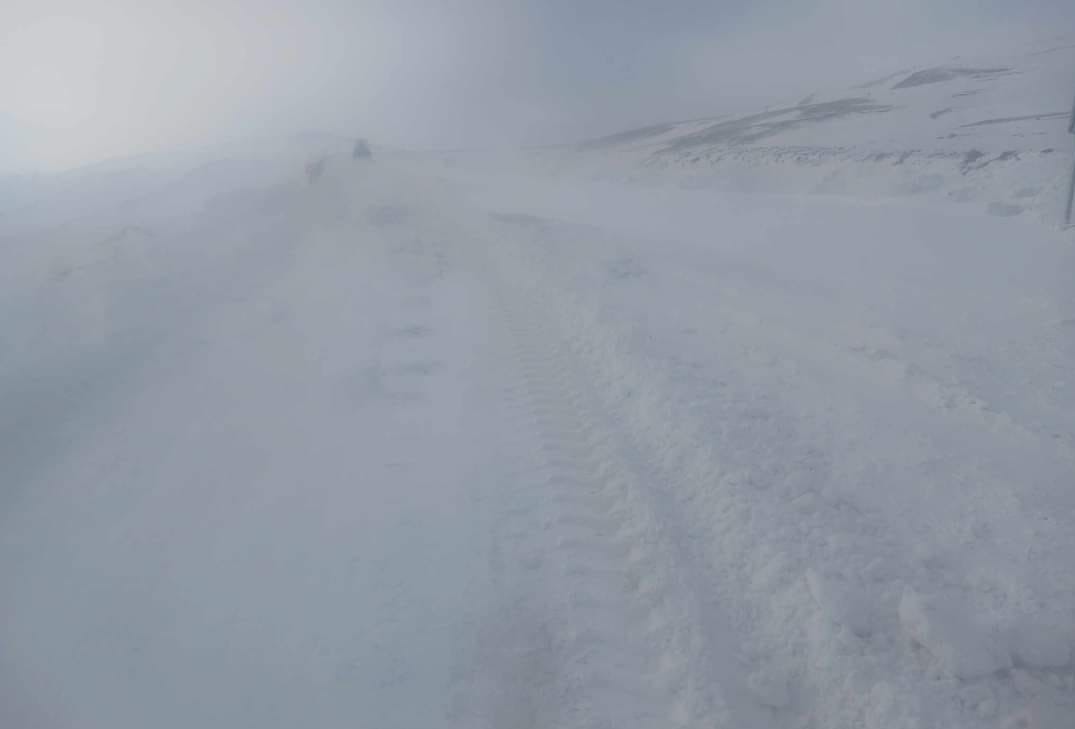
[1,0,1073,171]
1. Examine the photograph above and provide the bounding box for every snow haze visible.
[2,0,1074,170]
[2,5,1074,729]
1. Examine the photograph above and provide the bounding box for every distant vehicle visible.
[352,138,372,161]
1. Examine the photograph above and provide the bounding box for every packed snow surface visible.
[3,42,1074,729]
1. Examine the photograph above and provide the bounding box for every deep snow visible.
[2,42,1075,729]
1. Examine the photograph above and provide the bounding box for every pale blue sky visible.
[1,0,1073,171]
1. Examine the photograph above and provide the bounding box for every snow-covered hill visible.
[0,131,361,233]
[464,39,1075,225]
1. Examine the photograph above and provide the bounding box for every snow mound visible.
[898,589,1012,679]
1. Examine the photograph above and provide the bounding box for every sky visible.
[1,0,1073,171]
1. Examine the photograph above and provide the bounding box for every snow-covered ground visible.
[2,41,1074,729]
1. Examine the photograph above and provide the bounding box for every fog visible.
[2,0,1073,171]
[3,3,1075,728]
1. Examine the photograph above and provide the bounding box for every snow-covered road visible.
[2,162,1073,728]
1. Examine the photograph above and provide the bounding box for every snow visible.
[805,568,877,638]
[898,589,1012,679]
[2,39,1075,729]
[452,168,1074,727]
[455,37,1075,227]
[1011,622,1073,671]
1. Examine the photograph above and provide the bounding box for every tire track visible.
[369,187,766,727]
[478,221,874,728]
[476,266,749,728]
[476,210,1075,729]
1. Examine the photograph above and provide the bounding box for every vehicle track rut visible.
[462,240,773,728]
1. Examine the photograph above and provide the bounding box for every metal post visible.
[1067,89,1075,226]
[1070,89,1075,135]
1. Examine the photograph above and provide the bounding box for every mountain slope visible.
[524,39,1075,224]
